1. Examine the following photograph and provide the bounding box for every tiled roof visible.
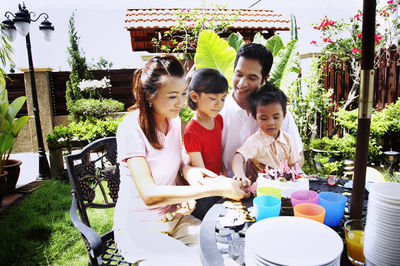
[125,8,290,30]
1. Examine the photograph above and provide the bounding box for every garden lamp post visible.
[2,3,54,180]
[383,149,400,177]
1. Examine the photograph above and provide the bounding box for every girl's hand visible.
[185,166,218,185]
[216,178,250,201]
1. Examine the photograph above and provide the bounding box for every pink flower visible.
[310,40,317,45]
[352,47,361,54]
[323,38,332,43]
[354,13,362,21]
[177,43,183,49]
[387,0,394,4]
[357,33,362,38]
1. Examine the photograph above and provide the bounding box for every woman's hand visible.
[215,178,250,201]
[184,166,218,185]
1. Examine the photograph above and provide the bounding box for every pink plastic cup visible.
[291,190,319,207]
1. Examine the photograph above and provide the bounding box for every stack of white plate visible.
[245,216,343,266]
[364,182,400,265]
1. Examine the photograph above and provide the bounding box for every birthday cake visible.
[256,162,309,207]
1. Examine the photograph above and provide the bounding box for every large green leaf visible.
[0,134,13,154]
[228,32,245,52]
[252,32,267,46]
[7,96,26,123]
[11,115,30,138]
[265,36,284,57]
[0,73,5,91]
[194,30,237,87]
[0,89,8,118]
[268,39,299,94]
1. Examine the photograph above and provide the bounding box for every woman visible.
[114,55,249,265]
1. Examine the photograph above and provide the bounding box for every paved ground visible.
[10,152,40,188]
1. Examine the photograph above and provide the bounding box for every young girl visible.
[114,56,248,265]
[183,68,229,219]
[232,83,302,183]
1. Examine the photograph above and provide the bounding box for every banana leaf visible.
[252,32,267,47]
[265,36,284,57]
[228,32,245,52]
[268,39,299,94]
[194,30,237,87]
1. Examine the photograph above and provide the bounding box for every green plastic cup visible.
[257,186,282,199]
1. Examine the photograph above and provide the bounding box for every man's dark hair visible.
[234,43,273,80]
[250,82,287,119]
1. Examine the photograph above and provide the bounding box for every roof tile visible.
[125,8,290,30]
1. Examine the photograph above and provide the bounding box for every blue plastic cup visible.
[253,195,281,221]
[318,192,347,227]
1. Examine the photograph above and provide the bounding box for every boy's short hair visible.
[234,43,273,80]
[250,82,287,119]
[187,68,228,110]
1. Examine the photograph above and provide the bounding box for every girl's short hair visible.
[187,68,228,110]
[131,55,185,149]
[250,82,287,119]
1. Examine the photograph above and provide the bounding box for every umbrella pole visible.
[350,0,376,219]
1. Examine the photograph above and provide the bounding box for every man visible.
[221,43,304,179]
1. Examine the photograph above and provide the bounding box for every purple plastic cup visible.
[290,190,319,207]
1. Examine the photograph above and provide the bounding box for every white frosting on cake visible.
[256,175,309,198]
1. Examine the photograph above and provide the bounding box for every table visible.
[200,178,368,266]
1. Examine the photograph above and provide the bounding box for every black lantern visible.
[2,3,54,179]
[383,149,400,176]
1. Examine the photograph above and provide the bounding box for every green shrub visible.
[310,133,382,166]
[179,106,195,123]
[69,98,124,122]
[46,117,124,150]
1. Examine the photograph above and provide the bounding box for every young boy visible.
[232,83,301,183]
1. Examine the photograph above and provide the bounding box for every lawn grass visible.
[0,180,114,265]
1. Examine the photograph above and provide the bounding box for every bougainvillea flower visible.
[177,43,183,49]
[310,40,317,45]
[352,47,361,54]
[357,33,362,38]
[387,0,394,4]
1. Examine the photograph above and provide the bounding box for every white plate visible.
[245,216,343,266]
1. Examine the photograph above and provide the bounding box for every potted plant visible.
[0,75,30,192]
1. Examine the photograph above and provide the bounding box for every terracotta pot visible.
[4,159,22,192]
[0,171,8,205]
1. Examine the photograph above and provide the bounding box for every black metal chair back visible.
[65,136,131,265]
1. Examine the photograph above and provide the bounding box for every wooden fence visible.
[320,45,400,136]
[5,69,136,116]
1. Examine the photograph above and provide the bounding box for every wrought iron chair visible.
[65,137,131,265]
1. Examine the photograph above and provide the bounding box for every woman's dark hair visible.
[234,43,273,81]
[130,55,185,149]
[249,82,287,119]
[187,68,228,110]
